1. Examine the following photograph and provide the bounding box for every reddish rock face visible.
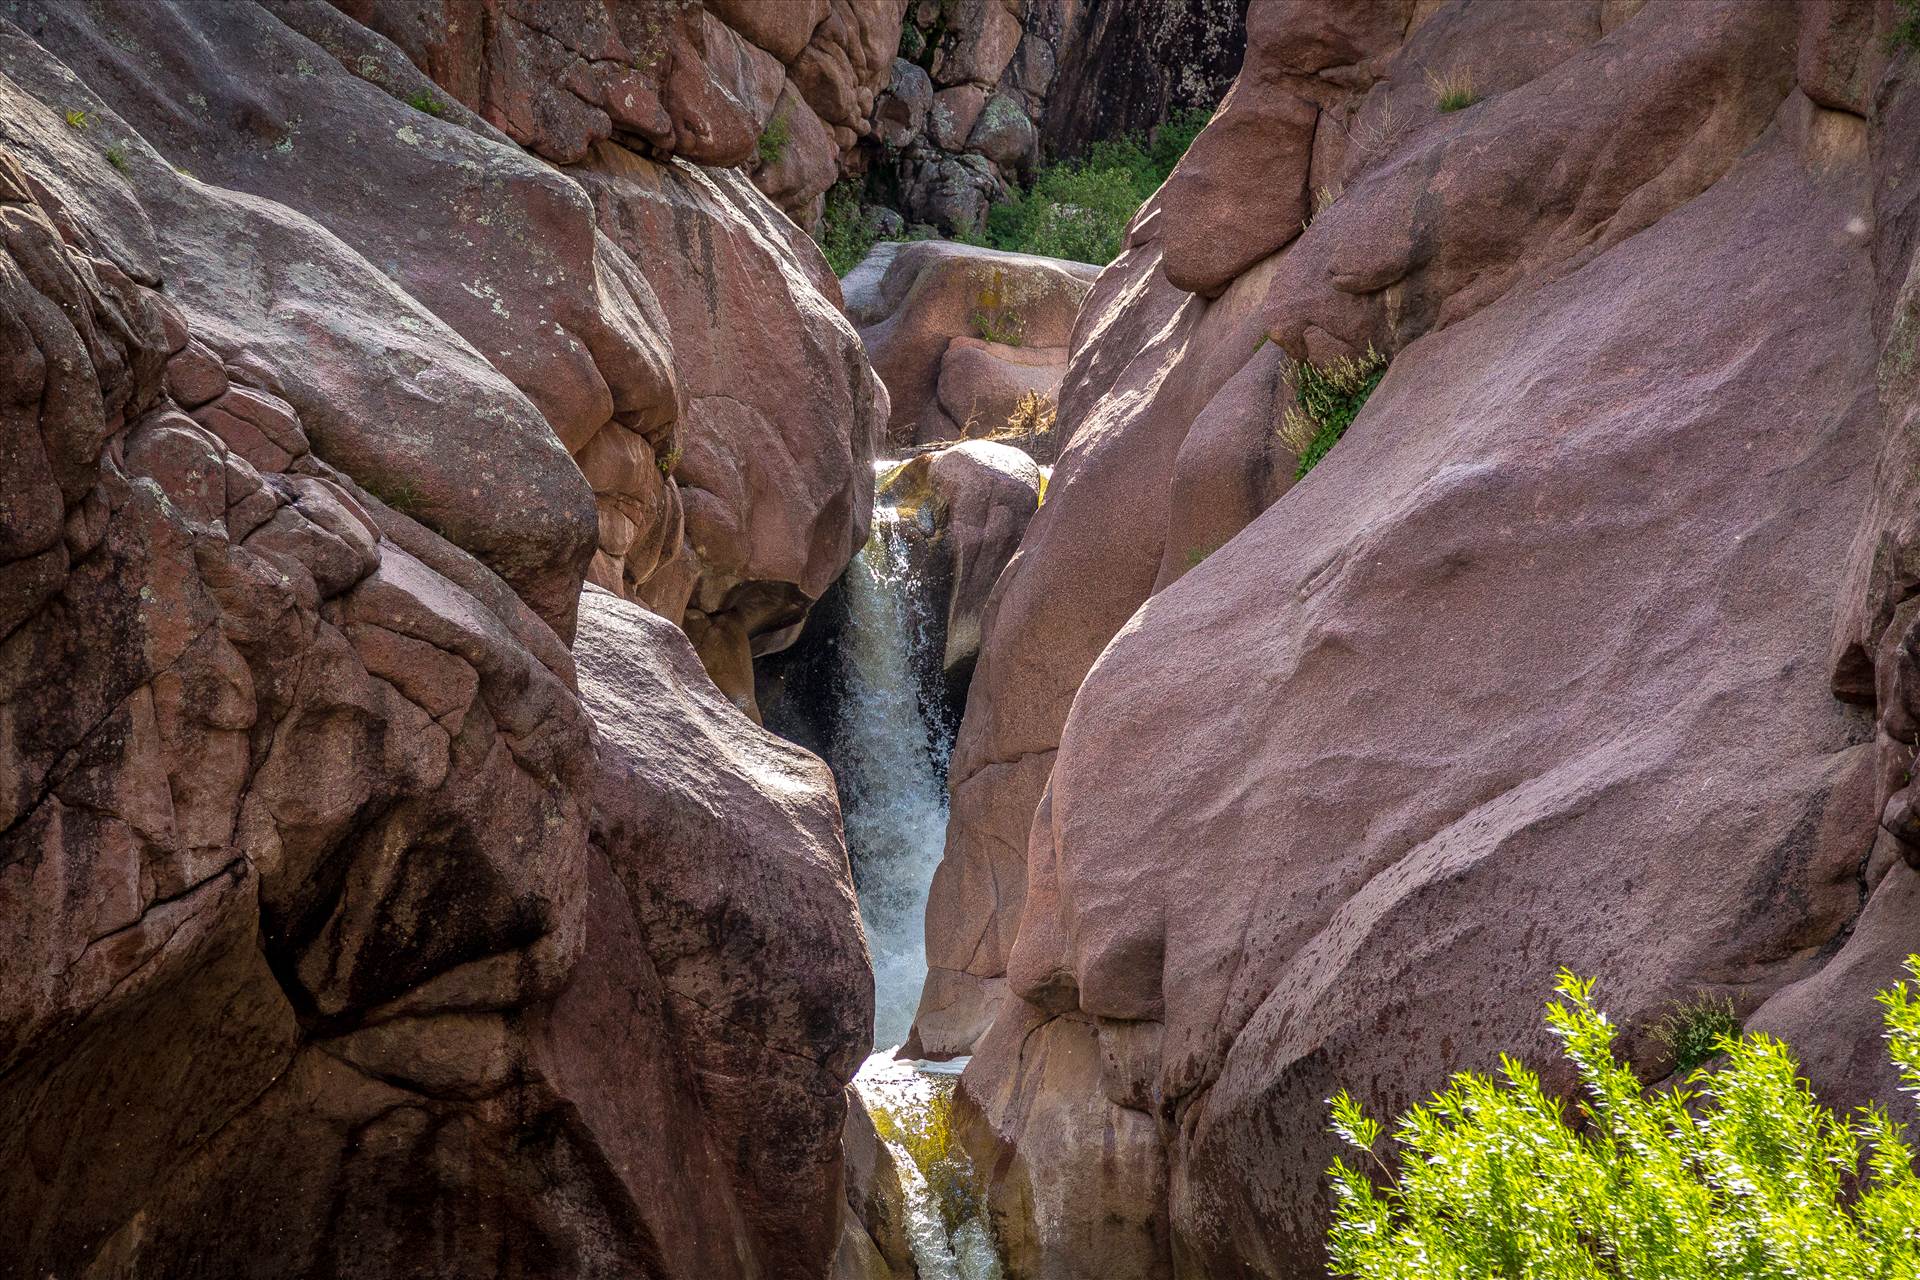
[578,147,886,718]
[922,2,1916,1277]
[847,239,1098,448]
[9,0,882,718]
[575,589,873,1279]
[331,0,906,227]
[0,4,877,1277]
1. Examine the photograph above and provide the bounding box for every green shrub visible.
[103,145,127,172]
[980,106,1212,265]
[1327,964,1920,1279]
[64,107,91,130]
[1892,0,1920,52]
[984,164,1143,265]
[1276,348,1387,478]
[756,111,790,167]
[405,89,444,118]
[1653,992,1742,1072]
[816,179,878,276]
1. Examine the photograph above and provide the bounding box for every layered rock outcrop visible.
[333,0,909,228]
[918,3,1918,1277]
[1,3,879,1276]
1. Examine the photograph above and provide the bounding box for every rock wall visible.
[0,2,879,1276]
[0,0,888,717]
[918,2,1920,1277]
[333,0,909,229]
[873,0,1248,235]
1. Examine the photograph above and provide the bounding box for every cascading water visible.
[834,494,952,1049]
[831,463,1002,1279]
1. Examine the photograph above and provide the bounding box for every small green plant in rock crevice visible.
[756,111,791,167]
[1428,67,1479,113]
[405,89,445,118]
[103,145,127,172]
[970,267,1025,346]
[365,476,425,516]
[1327,963,1920,1279]
[1651,990,1741,1072]
[1185,538,1226,569]
[972,307,1024,346]
[1276,347,1387,479]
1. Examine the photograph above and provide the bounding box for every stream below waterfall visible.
[779,463,1004,1278]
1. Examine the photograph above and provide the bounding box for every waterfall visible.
[828,467,1004,1278]
[836,493,952,1051]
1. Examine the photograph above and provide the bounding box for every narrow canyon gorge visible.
[5,1,1920,1278]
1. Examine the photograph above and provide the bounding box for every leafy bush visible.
[983,164,1144,265]
[1653,992,1742,1072]
[980,107,1212,265]
[817,179,879,276]
[405,89,444,118]
[1327,965,1920,1279]
[1276,348,1387,478]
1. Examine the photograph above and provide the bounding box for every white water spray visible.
[834,466,1003,1277]
[836,489,952,1051]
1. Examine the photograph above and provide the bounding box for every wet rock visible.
[840,1094,918,1279]
[879,440,1042,679]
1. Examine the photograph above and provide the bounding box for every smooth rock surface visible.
[919,5,1912,1278]
[850,239,1097,447]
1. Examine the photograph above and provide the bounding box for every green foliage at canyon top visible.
[815,108,1212,274]
[1326,965,1920,1279]
[979,107,1209,264]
